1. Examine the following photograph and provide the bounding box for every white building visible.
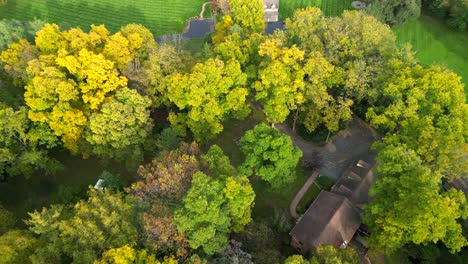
[263,0,279,22]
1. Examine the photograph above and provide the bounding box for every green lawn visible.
[279,0,354,19]
[394,16,468,95]
[0,0,205,36]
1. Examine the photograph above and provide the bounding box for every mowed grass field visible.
[279,0,353,19]
[0,0,205,36]
[394,16,468,95]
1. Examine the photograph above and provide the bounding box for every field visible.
[394,16,468,95]
[0,0,205,36]
[279,0,354,19]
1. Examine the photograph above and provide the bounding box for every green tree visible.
[0,105,60,179]
[0,230,39,264]
[286,8,397,105]
[254,38,305,124]
[0,19,45,52]
[299,51,352,133]
[1,39,38,85]
[365,0,421,26]
[284,255,308,264]
[173,172,231,255]
[84,87,152,165]
[0,204,15,234]
[284,7,326,53]
[173,170,255,255]
[311,245,360,264]
[228,0,265,35]
[362,141,468,254]
[239,124,302,189]
[224,176,255,232]
[162,58,250,140]
[367,64,467,180]
[27,190,139,264]
[201,145,237,178]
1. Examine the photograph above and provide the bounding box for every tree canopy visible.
[363,141,468,254]
[162,58,250,141]
[239,124,302,189]
[1,23,154,162]
[26,190,139,263]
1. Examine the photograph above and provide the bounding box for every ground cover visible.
[0,0,205,36]
[0,152,133,221]
[394,15,468,95]
[279,0,353,19]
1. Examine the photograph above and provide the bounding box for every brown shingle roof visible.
[289,191,361,249]
[331,160,376,207]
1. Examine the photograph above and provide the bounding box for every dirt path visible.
[199,2,211,18]
[277,116,380,179]
[289,170,319,219]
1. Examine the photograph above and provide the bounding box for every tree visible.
[0,19,45,52]
[27,190,139,264]
[84,87,152,165]
[425,0,468,30]
[227,0,265,35]
[365,0,422,26]
[239,124,302,189]
[142,205,190,259]
[173,171,255,255]
[213,32,265,78]
[254,37,306,124]
[0,105,60,179]
[224,176,255,232]
[0,204,15,234]
[285,8,397,106]
[130,142,201,203]
[284,255,309,264]
[143,44,194,108]
[362,141,468,254]
[173,172,231,255]
[0,230,39,264]
[1,39,38,85]
[367,64,467,180]
[129,143,201,258]
[95,245,178,264]
[299,51,352,133]
[284,7,326,53]
[311,245,360,264]
[201,145,237,178]
[2,23,154,158]
[162,58,250,140]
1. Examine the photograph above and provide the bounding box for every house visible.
[263,0,279,22]
[289,159,375,256]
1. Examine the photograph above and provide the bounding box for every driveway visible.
[277,116,380,179]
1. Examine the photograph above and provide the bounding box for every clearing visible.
[0,0,205,36]
[394,15,468,95]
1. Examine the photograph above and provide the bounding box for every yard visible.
[0,0,205,36]
[279,0,354,19]
[394,15,468,95]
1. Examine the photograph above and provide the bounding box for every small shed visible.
[94,179,105,190]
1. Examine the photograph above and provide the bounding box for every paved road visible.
[277,116,380,179]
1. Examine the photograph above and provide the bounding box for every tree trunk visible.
[292,107,300,133]
[326,131,331,143]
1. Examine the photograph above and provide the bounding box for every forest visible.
[0,0,467,263]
